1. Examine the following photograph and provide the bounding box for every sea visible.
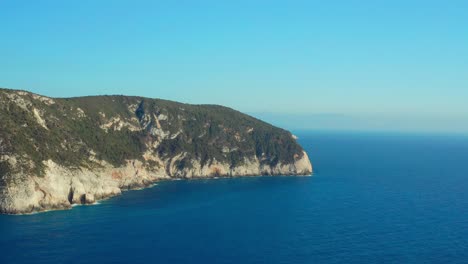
[1,131,468,263]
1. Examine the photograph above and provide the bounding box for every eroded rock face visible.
[0,88,313,214]
[0,153,312,214]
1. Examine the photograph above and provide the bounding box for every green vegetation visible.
[0,88,304,177]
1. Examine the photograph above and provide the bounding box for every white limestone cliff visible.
[0,151,312,214]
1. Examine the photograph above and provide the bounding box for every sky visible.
[1,0,467,133]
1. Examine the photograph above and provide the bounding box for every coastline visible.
[1,172,313,215]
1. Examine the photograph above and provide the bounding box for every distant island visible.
[0,88,312,214]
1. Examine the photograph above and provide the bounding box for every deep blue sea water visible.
[1,131,468,263]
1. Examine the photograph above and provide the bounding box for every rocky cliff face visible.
[0,88,312,214]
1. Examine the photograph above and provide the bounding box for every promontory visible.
[0,88,312,214]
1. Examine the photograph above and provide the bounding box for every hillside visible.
[0,88,312,214]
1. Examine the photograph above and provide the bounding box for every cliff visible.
[0,88,312,214]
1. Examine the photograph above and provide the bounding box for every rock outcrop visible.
[0,88,312,214]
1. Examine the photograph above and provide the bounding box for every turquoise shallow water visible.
[1,131,468,263]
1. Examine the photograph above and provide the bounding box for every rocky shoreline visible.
[0,152,312,215]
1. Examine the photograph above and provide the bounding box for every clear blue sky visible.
[1,0,467,133]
